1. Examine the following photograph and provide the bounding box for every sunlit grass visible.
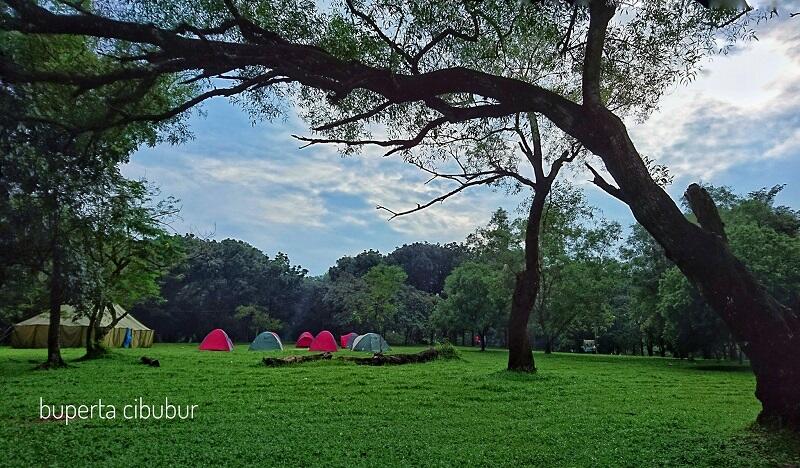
[1,344,798,467]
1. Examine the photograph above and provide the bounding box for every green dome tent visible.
[351,333,390,353]
[248,331,283,351]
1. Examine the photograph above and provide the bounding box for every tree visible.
[533,184,621,353]
[358,264,407,336]
[654,185,800,360]
[437,262,510,351]
[620,225,673,357]
[77,178,181,357]
[133,237,307,342]
[234,304,283,339]
[1,21,189,367]
[387,242,463,294]
[289,276,340,337]
[4,0,799,426]
[395,285,437,344]
[327,250,384,281]
[657,266,730,359]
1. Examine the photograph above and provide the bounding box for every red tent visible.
[296,331,314,348]
[340,332,357,348]
[199,328,233,351]
[309,330,338,352]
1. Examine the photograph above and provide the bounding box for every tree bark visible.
[507,186,548,372]
[85,305,99,357]
[583,107,800,428]
[544,337,553,354]
[83,304,115,359]
[44,201,65,369]
[480,330,486,352]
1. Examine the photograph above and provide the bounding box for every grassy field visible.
[1,344,798,467]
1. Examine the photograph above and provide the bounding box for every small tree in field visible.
[235,304,283,340]
[437,262,510,351]
[344,264,407,336]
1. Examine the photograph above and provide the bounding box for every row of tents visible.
[198,329,390,353]
[6,306,389,354]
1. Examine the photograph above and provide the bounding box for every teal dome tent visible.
[249,331,284,351]
[351,333,390,352]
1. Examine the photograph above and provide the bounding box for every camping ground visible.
[1,345,798,467]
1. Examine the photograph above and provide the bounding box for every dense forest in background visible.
[6,182,794,360]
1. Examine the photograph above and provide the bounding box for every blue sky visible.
[123,15,800,275]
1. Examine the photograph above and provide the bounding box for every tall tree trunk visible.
[544,337,553,354]
[480,330,486,352]
[585,107,800,428]
[85,314,95,356]
[45,203,65,368]
[83,304,108,358]
[507,187,548,372]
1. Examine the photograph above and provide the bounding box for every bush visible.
[434,340,459,360]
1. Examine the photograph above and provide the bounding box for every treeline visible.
[130,237,464,344]
[126,184,797,359]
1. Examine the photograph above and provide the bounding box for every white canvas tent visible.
[10,304,154,348]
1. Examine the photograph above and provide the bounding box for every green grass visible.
[1,344,798,467]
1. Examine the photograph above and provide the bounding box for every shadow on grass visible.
[727,424,800,465]
[691,364,752,373]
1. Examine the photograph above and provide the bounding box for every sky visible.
[123,11,800,275]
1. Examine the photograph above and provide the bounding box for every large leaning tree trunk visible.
[570,2,800,428]
[581,104,800,428]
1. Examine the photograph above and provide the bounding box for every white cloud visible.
[128,134,510,246]
[628,16,800,182]
[256,194,328,228]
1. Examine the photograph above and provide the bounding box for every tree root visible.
[76,346,110,361]
[261,348,454,367]
[339,347,441,366]
[262,352,332,367]
[35,359,68,370]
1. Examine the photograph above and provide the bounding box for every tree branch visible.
[582,1,616,107]
[377,174,503,220]
[345,0,414,67]
[585,162,625,202]
[313,101,393,131]
[548,142,582,180]
[294,116,448,156]
[1,0,587,141]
